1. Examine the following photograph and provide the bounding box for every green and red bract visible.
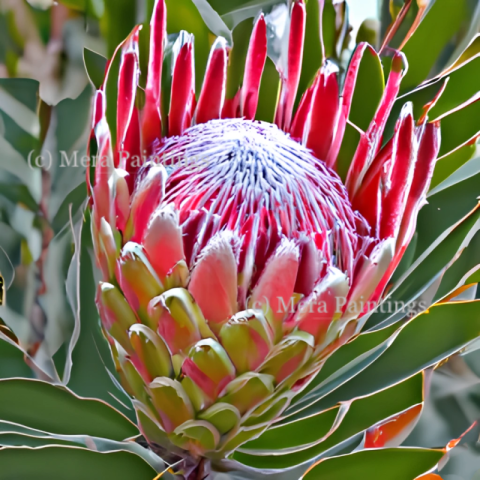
[90,0,440,466]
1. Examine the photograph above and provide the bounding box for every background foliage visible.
[1,0,480,478]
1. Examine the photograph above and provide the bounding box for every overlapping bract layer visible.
[90,0,441,459]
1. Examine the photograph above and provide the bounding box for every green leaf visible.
[0,433,82,448]
[430,142,477,189]
[58,0,87,12]
[0,446,157,480]
[367,204,480,329]
[418,169,480,259]
[296,0,338,109]
[336,46,385,180]
[0,420,167,473]
[0,379,138,440]
[302,448,444,480]
[0,79,40,159]
[400,0,469,92]
[165,0,214,93]
[0,183,38,211]
[238,373,423,463]
[438,98,480,157]
[225,18,254,101]
[212,0,287,30]
[429,55,480,120]
[309,302,480,414]
[191,0,232,45]
[65,210,135,420]
[0,245,14,291]
[101,0,136,58]
[0,335,33,380]
[256,57,280,123]
[387,53,480,142]
[290,323,399,410]
[83,48,107,90]
[433,230,480,301]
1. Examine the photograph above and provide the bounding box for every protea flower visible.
[90,0,440,469]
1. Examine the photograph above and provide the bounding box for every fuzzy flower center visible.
[152,119,371,277]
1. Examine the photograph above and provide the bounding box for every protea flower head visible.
[90,0,440,464]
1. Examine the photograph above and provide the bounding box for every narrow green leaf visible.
[0,433,82,448]
[433,230,480,301]
[438,98,480,157]
[401,0,468,91]
[430,142,477,189]
[429,56,480,120]
[336,46,385,180]
[0,446,157,480]
[0,183,38,211]
[166,0,213,93]
[0,245,15,291]
[101,0,136,58]
[191,0,232,45]
[240,407,339,453]
[296,0,338,109]
[66,210,134,420]
[367,204,480,329]
[84,48,108,90]
[236,374,424,468]
[225,18,254,101]
[215,0,287,30]
[256,57,280,123]
[315,302,480,413]
[0,379,138,440]
[0,335,33,380]
[302,448,444,480]
[290,323,399,410]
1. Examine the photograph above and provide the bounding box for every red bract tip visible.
[346,51,407,196]
[195,37,228,125]
[117,26,141,166]
[379,104,416,240]
[326,43,374,169]
[169,38,196,137]
[142,0,166,152]
[242,14,268,120]
[397,121,440,249]
[306,63,340,161]
[275,0,306,131]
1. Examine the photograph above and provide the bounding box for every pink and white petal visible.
[294,235,323,296]
[143,205,186,282]
[93,118,115,229]
[249,238,300,341]
[126,162,167,243]
[188,232,238,331]
[287,267,349,344]
[114,170,131,233]
[344,237,395,325]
